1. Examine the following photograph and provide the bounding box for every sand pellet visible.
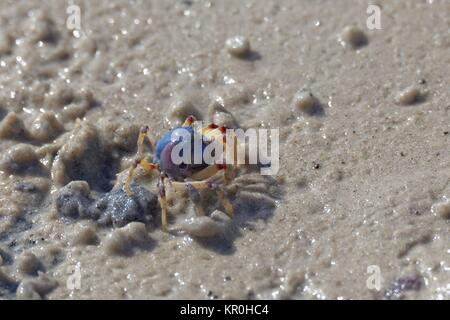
[0,112,26,140]
[339,26,368,49]
[293,90,317,114]
[226,36,251,57]
[16,252,43,275]
[395,86,422,105]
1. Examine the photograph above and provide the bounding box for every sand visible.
[0,0,449,299]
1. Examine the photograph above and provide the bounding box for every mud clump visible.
[207,101,238,128]
[0,267,18,297]
[97,118,140,153]
[15,251,44,276]
[15,272,58,300]
[0,144,42,174]
[28,112,63,142]
[55,181,158,228]
[95,183,158,228]
[44,82,74,110]
[55,181,97,220]
[181,210,232,238]
[70,223,99,246]
[0,112,26,140]
[51,123,116,192]
[167,98,201,127]
[103,222,152,256]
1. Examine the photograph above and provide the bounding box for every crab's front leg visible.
[182,115,196,127]
[124,125,157,196]
[137,125,155,154]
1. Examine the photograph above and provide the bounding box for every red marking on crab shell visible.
[207,123,219,129]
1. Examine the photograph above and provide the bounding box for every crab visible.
[123,115,238,231]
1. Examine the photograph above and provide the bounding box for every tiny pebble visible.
[395,86,422,105]
[71,224,99,246]
[431,198,450,219]
[293,90,317,114]
[226,36,250,57]
[16,252,43,275]
[339,26,368,49]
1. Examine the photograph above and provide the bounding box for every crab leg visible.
[158,173,169,231]
[185,183,206,216]
[124,159,157,196]
[137,125,155,154]
[190,164,223,180]
[124,125,157,196]
[190,163,234,186]
[182,115,196,127]
[199,125,241,184]
[171,179,234,218]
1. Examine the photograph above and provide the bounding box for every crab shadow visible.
[192,168,284,255]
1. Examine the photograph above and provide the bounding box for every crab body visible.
[153,126,209,181]
[123,116,235,231]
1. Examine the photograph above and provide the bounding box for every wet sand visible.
[0,0,449,299]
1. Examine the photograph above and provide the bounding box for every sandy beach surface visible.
[0,0,449,299]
